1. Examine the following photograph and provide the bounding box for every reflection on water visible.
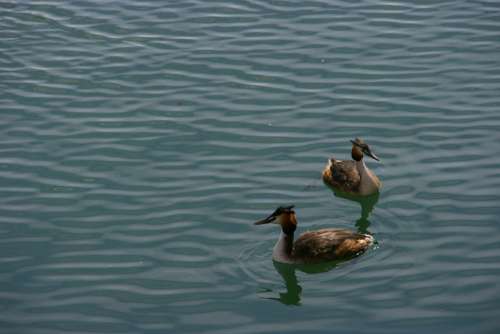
[267,258,356,305]
[328,187,380,234]
[265,261,303,306]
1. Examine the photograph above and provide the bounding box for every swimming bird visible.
[322,138,381,196]
[254,205,374,264]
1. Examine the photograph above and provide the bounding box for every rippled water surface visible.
[2,0,500,333]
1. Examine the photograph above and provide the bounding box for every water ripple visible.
[2,0,500,333]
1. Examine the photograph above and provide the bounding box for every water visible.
[2,0,500,333]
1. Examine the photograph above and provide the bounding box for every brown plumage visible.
[293,228,373,262]
[323,159,361,193]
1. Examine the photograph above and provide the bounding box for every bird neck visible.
[273,230,294,263]
[356,159,379,195]
[356,158,367,174]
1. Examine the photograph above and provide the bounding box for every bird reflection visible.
[262,260,343,306]
[266,261,302,305]
[328,187,379,234]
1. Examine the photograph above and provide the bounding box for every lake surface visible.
[2,1,500,333]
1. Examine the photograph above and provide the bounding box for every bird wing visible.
[293,228,372,262]
[330,160,361,193]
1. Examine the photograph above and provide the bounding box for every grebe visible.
[254,205,374,264]
[322,138,381,196]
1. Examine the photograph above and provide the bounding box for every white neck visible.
[272,231,294,263]
[356,159,379,196]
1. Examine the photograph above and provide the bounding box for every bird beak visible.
[254,213,277,225]
[366,150,380,161]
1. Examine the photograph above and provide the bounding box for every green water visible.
[2,1,500,333]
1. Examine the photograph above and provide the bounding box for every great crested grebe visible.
[254,205,374,264]
[322,138,381,196]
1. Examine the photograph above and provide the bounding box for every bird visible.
[254,205,374,264]
[322,138,381,196]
